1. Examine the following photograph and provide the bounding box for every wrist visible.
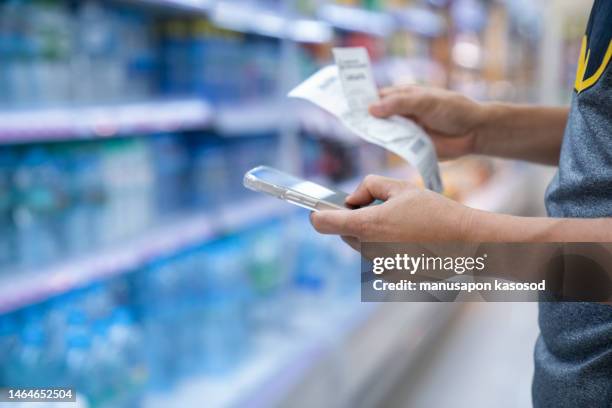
[460,210,545,242]
[458,207,508,242]
[471,102,504,156]
[457,205,479,241]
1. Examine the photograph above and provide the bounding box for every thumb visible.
[346,175,406,207]
[369,93,428,119]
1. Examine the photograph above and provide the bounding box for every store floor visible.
[382,303,539,408]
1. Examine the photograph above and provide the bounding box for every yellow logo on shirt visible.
[575,36,612,93]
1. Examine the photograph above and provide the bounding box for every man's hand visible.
[312,175,612,249]
[370,85,486,160]
[370,85,568,165]
[310,175,473,250]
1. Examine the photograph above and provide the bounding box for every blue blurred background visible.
[0,0,593,407]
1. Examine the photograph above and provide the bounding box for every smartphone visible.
[244,166,350,211]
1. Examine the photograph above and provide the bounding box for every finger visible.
[310,210,358,236]
[379,85,420,97]
[346,175,405,207]
[341,236,361,252]
[369,92,431,119]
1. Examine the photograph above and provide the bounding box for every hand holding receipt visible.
[289,47,443,193]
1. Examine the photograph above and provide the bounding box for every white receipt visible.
[289,48,443,193]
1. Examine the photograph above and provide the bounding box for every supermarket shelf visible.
[0,96,366,144]
[127,0,333,43]
[318,4,396,37]
[0,99,213,144]
[216,100,352,138]
[394,7,447,37]
[128,0,212,13]
[318,4,445,37]
[214,101,289,135]
[212,1,333,43]
[0,197,294,315]
[125,0,442,40]
[0,52,423,143]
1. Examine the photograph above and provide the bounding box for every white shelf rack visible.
[131,0,212,13]
[130,0,333,43]
[0,98,357,143]
[213,100,291,135]
[0,99,213,144]
[211,1,333,43]
[317,3,397,37]
[127,0,444,39]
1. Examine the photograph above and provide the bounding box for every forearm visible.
[465,211,612,302]
[466,209,612,242]
[474,104,568,166]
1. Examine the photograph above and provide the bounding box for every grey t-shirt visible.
[537,1,612,406]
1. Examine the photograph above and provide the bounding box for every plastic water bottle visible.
[137,258,182,391]
[7,323,58,388]
[0,149,16,273]
[148,134,189,215]
[13,148,65,267]
[200,237,250,374]
[64,333,98,406]
[27,0,73,105]
[191,143,230,210]
[245,222,292,331]
[63,144,104,255]
[117,11,156,101]
[0,314,18,384]
[89,317,126,407]
[74,0,123,103]
[105,308,147,406]
[0,0,36,107]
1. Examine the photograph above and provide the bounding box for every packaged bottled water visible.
[64,332,98,406]
[7,318,62,389]
[63,143,105,255]
[245,221,292,331]
[0,0,36,107]
[135,256,182,390]
[13,148,66,267]
[117,10,156,101]
[191,142,230,209]
[0,314,19,384]
[98,139,154,245]
[106,308,148,398]
[0,149,16,273]
[73,0,123,103]
[199,237,250,374]
[148,134,190,215]
[27,0,73,105]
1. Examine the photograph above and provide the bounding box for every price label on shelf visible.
[289,48,443,193]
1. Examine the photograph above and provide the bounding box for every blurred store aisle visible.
[383,303,539,408]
